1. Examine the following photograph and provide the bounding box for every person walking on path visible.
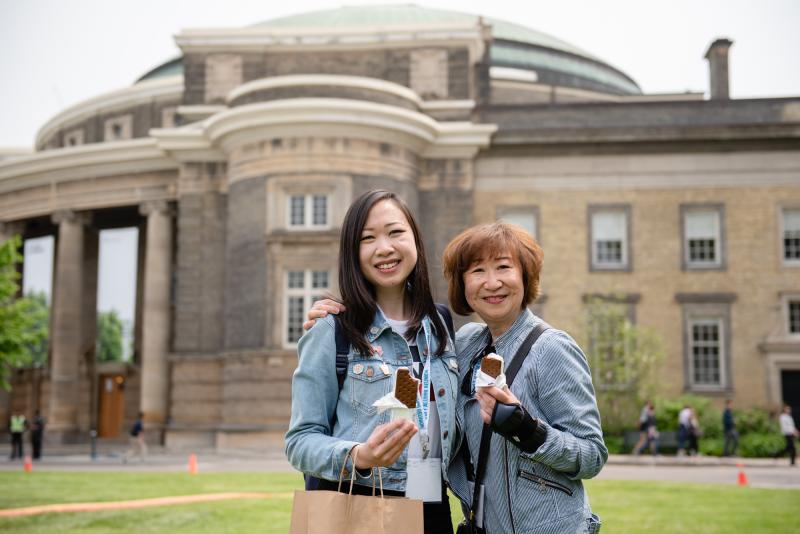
[688,408,701,456]
[677,405,691,456]
[722,400,738,457]
[634,402,658,455]
[777,405,798,466]
[30,410,45,460]
[124,412,147,463]
[632,402,650,455]
[9,414,27,460]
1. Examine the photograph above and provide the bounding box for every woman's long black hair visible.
[338,190,447,357]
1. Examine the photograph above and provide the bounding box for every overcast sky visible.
[1,0,799,148]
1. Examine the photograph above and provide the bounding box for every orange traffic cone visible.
[23,455,32,472]
[736,462,748,486]
[188,453,198,475]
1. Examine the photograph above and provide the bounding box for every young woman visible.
[285,190,460,533]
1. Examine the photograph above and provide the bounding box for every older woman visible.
[443,222,606,534]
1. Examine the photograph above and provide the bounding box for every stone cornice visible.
[175,21,487,62]
[36,76,183,148]
[0,139,177,193]
[175,105,227,122]
[201,98,496,159]
[492,124,800,145]
[152,98,495,160]
[150,125,226,162]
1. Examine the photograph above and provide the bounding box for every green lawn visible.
[0,472,797,533]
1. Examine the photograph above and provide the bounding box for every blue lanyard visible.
[414,320,433,457]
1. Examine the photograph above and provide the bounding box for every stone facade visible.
[1,7,798,448]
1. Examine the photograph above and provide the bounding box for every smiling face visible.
[358,199,418,301]
[463,250,525,339]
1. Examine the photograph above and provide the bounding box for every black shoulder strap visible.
[468,321,551,518]
[434,302,456,343]
[504,321,550,386]
[333,316,349,391]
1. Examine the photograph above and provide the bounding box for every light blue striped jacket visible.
[448,309,607,534]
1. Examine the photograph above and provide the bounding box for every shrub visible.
[604,434,624,455]
[699,437,724,456]
[739,433,785,458]
[736,407,778,435]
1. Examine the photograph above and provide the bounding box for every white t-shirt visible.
[679,408,692,427]
[779,413,797,436]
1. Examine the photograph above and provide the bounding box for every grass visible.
[0,472,798,533]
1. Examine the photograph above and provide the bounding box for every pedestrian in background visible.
[9,413,27,460]
[722,400,738,457]
[634,401,658,456]
[30,410,45,460]
[677,404,691,456]
[124,412,147,463]
[777,405,798,466]
[632,401,650,455]
[688,408,701,456]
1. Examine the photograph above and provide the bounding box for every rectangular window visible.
[689,319,723,387]
[290,196,305,226]
[496,206,538,239]
[677,294,733,392]
[789,300,800,335]
[589,206,629,270]
[64,129,84,147]
[312,195,327,226]
[783,208,800,263]
[103,115,133,141]
[683,207,723,268]
[288,194,329,229]
[285,269,330,345]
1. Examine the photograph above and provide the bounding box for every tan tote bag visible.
[290,449,424,534]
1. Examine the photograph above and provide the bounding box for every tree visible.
[0,236,48,389]
[96,310,124,362]
[584,296,665,433]
[23,290,50,367]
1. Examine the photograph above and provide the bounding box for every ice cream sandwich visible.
[480,353,504,379]
[394,368,420,409]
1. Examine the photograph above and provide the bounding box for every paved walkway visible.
[3,444,799,489]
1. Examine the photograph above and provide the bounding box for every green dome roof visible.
[138,4,640,95]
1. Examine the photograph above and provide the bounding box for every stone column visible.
[48,210,89,441]
[138,201,174,431]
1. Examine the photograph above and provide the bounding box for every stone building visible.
[1,5,798,448]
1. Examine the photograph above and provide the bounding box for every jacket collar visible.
[365,308,435,349]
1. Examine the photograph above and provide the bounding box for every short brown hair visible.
[442,222,544,316]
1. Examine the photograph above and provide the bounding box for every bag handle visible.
[336,446,386,499]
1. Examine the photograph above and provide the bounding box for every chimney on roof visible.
[704,38,733,100]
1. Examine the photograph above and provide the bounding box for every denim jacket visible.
[285,310,460,491]
[448,309,607,534]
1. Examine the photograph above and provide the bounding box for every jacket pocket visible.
[348,362,392,415]
[518,468,574,497]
